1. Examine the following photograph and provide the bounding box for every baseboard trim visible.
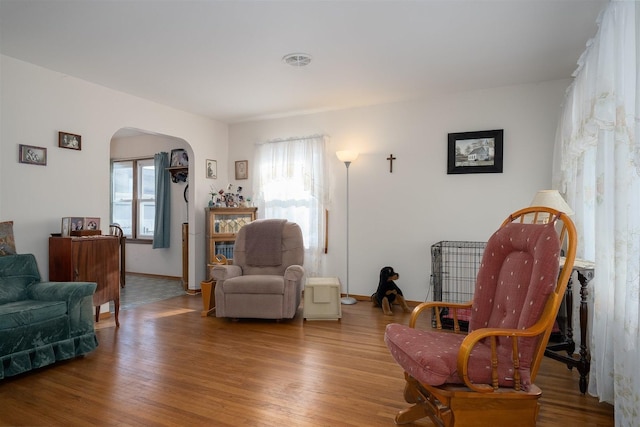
[341,294,421,307]
[125,272,182,281]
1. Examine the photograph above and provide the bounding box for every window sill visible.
[126,238,153,245]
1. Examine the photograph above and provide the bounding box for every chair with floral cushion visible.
[384,207,576,426]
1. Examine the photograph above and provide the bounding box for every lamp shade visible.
[530,190,574,215]
[336,150,359,163]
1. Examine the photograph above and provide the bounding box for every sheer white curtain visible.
[253,135,328,277]
[552,2,639,423]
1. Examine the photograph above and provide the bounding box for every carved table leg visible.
[576,268,593,394]
[545,258,595,394]
[564,273,576,358]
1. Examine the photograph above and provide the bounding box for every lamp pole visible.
[337,150,358,305]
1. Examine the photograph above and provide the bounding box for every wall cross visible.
[387,154,396,173]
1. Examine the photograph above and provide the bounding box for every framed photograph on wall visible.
[18,144,47,166]
[235,160,248,180]
[58,131,81,150]
[206,159,217,179]
[447,129,503,174]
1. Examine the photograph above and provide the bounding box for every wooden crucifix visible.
[387,154,396,173]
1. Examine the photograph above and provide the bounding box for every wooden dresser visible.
[49,235,121,326]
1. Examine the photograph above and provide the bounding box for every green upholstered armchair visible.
[0,253,98,379]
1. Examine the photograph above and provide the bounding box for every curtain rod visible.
[256,134,328,145]
[110,155,157,162]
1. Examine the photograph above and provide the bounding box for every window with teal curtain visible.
[111,158,155,240]
[153,152,171,248]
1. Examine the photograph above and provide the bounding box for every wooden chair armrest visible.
[456,324,549,393]
[409,301,473,330]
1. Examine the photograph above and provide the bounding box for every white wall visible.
[229,80,570,302]
[0,55,228,290]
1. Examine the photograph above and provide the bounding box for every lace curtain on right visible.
[552,2,640,423]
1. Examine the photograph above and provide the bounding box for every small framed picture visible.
[85,217,100,231]
[19,144,47,166]
[70,217,84,231]
[235,160,248,180]
[447,129,504,174]
[61,217,71,237]
[58,131,81,150]
[170,148,189,167]
[206,159,217,179]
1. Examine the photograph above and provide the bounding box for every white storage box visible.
[303,277,342,321]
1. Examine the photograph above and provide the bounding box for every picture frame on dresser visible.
[85,217,100,231]
[70,217,84,231]
[61,217,71,237]
[447,129,503,174]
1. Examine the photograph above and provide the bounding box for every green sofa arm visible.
[28,281,97,335]
[28,281,96,301]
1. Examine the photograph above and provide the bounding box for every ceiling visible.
[0,0,607,124]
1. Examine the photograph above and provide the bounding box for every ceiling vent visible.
[282,53,312,67]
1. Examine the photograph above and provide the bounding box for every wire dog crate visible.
[431,241,487,330]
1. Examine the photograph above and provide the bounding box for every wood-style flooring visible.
[0,295,614,426]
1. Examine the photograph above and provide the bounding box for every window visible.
[254,136,328,276]
[111,158,155,240]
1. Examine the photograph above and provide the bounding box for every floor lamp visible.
[336,150,359,305]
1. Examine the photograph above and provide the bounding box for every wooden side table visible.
[303,277,342,321]
[545,258,595,393]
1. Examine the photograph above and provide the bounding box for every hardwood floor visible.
[0,295,613,426]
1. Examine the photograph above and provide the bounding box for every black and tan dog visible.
[371,266,411,315]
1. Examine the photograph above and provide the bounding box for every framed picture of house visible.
[235,160,248,180]
[58,131,81,150]
[447,129,503,174]
[18,144,47,166]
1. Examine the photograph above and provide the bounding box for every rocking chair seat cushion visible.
[385,324,517,388]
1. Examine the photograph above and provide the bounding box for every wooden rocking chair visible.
[384,207,576,426]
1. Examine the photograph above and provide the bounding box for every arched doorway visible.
[110,127,193,291]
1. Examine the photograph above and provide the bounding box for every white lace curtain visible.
[253,135,328,276]
[552,1,639,423]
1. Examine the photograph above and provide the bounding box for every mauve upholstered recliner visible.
[212,219,305,320]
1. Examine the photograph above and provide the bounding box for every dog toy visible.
[371,266,411,315]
